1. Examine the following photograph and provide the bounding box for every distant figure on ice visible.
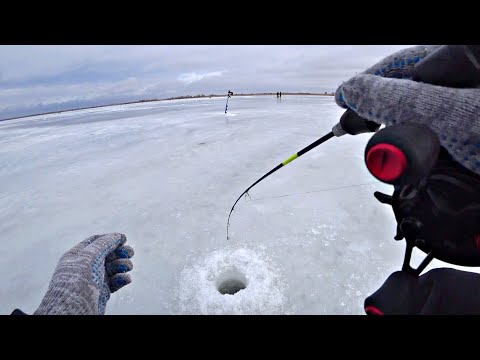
[276,92,279,98]
[279,92,282,98]
[225,90,234,114]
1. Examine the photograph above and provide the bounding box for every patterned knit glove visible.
[34,233,134,315]
[335,45,480,176]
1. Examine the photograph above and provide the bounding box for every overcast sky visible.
[0,45,412,120]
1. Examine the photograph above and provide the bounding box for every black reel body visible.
[374,146,480,274]
[366,123,480,274]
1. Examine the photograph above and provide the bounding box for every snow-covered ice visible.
[0,95,470,314]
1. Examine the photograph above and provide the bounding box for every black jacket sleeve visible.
[11,309,28,315]
[365,268,480,315]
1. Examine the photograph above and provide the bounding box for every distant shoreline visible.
[0,92,334,122]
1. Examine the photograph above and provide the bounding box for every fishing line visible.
[226,131,334,240]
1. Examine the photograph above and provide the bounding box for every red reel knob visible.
[364,124,440,186]
[366,143,407,182]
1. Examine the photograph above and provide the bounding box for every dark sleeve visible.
[10,309,28,315]
[365,268,480,315]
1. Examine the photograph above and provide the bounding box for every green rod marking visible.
[282,154,298,165]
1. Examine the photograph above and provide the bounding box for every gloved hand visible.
[335,45,480,177]
[34,233,134,315]
[365,268,480,315]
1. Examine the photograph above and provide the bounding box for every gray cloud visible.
[0,45,413,119]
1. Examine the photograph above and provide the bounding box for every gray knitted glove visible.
[34,233,134,315]
[335,45,480,176]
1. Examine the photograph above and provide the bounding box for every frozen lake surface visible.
[0,95,465,314]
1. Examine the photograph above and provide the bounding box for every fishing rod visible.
[226,46,480,241]
[226,110,380,240]
[226,44,480,279]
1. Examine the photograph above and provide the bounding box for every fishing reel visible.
[365,124,480,275]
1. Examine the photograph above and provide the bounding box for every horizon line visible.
[0,92,335,122]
